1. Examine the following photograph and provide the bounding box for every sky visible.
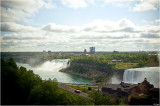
[0,0,160,52]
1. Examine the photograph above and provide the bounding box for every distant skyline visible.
[1,0,160,52]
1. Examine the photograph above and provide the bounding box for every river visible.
[16,59,94,85]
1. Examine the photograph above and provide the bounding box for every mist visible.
[16,59,94,85]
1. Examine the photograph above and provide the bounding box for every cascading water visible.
[123,67,160,88]
[35,59,70,72]
[16,59,94,85]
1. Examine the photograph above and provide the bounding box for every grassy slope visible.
[112,62,138,69]
[62,84,98,94]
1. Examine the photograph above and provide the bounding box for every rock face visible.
[60,62,114,83]
[102,82,136,100]
[70,62,112,73]
[128,78,159,105]
[101,78,159,105]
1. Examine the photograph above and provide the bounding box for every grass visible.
[113,62,138,69]
[62,84,98,94]
[59,88,93,105]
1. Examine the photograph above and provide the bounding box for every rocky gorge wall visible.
[60,62,124,84]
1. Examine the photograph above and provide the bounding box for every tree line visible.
[1,58,126,105]
[1,58,91,105]
[70,53,159,68]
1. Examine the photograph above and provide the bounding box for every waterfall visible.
[123,67,160,88]
[35,59,70,72]
[17,59,94,85]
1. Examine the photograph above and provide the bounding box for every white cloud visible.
[61,0,88,9]
[60,0,160,12]
[155,19,160,23]
[102,0,136,4]
[95,0,136,8]
[41,18,136,34]
[133,0,159,11]
[42,23,79,33]
[1,18,160,51]
[1,22,38,32]
[1,0,56,22]
[100,0,159,11]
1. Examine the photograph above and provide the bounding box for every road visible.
[58,84,90,99]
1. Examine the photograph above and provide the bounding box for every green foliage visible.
[69,65,89,74]
[70,53,159,70]
[2,58,127,105]
[136,60,147,67]
[2,58,42,104]
[28,80,59,105]
[89,91,116,105]
[117,98,126,105]
[57,89,92,105]
[1,58,92,105]
[70,56,115,70]
[63,84,98,94]
[146,55,159,66]
[88,87,92,90]
[114,62,138,69]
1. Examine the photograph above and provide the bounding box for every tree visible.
[89,91,116,105]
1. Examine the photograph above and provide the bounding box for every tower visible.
[84,49,87,55]
[90,46,95,54]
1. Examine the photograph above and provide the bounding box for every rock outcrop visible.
[60,62,114,84]
[101,78,159,105]
[128,78,159,105]
[102,82,136,100]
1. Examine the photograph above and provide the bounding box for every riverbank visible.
[60,67,125,85]
[60,68,100,84]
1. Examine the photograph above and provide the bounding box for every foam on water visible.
[16,59,94,85]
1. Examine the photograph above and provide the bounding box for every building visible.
[113,50,119,54]
[48,50,51,54]
[90,46,95,54]
[84,49,87,55]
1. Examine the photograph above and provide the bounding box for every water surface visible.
[16,59,94,85]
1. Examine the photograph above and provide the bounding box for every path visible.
[58,84,90,99]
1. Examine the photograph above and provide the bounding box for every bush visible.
[88,87,92,91]
[1,58,92,105]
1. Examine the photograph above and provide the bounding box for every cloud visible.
[1,0,56,22]
[102,0,135,7]
[40,18,136,34]
[155,19,160,23]
[100,0,159,12]
[61,0,88,9]
[1,22,38,32]
[140,33,159,38]
[1,18,160,51]
[42,23,78,33]
[133,0,159,11]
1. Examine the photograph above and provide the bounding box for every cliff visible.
[128,78,159,105]
[60,62,124,84]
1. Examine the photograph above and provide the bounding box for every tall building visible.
[84,49,87,55]
[90,46,95,54]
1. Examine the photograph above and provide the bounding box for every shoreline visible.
[60,68,102,85]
